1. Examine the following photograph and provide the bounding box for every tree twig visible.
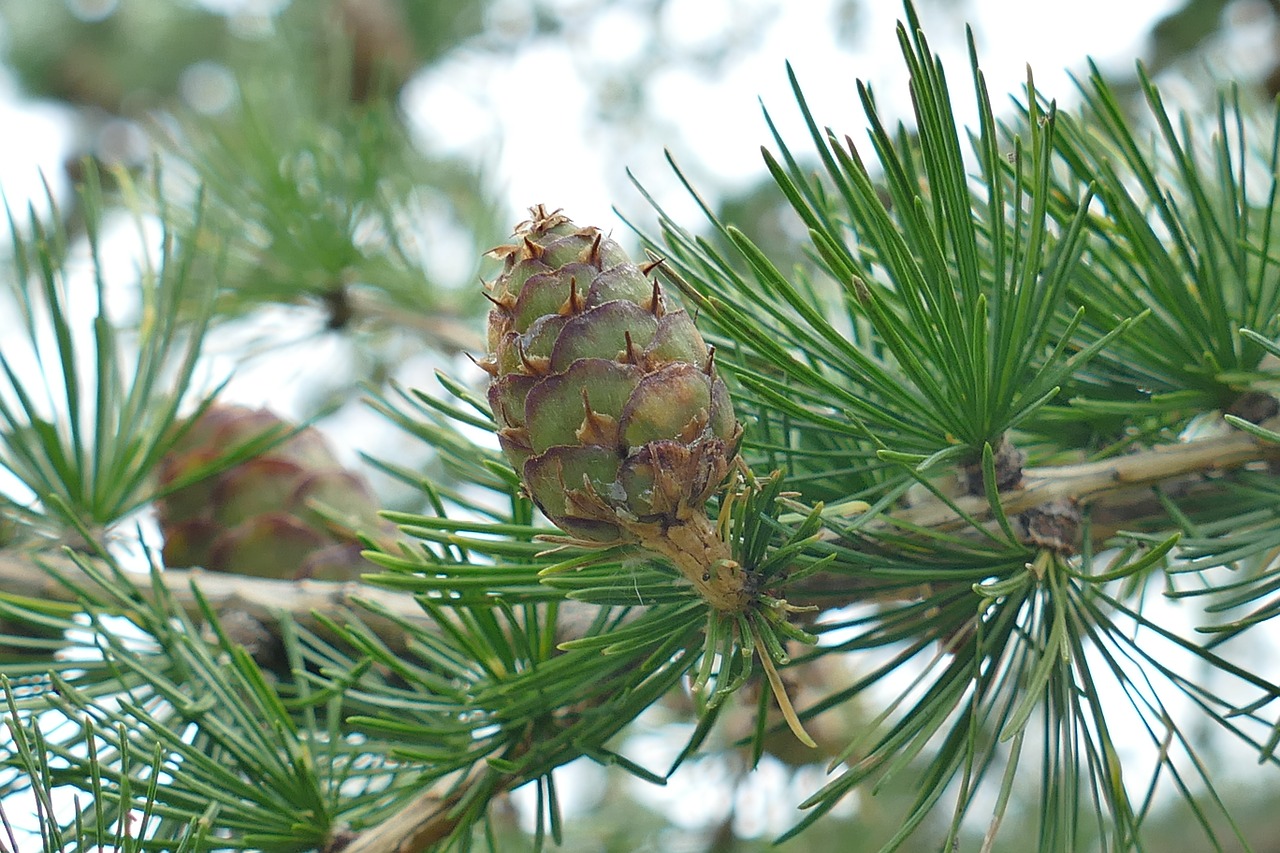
[0,552,429,651]
[333,765,511,853]
[2,426,1274,635]
[345,290,485,354]
[897,423,1280,532]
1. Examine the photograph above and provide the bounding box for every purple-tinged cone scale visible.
[155,405,379,581]
[480,205,750,612]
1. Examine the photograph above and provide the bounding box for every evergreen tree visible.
[3,1,1280,851]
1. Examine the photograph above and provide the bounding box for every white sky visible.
[0,0,1192,417]
[402,0,1182,235]
[0,1,1183,235]
[0,0,1190,245]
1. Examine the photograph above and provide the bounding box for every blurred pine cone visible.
[155,405,380,581]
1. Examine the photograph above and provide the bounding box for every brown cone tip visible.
[516,204,572,235]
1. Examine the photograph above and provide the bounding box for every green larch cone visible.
[155,405,380,581]
[482,205,750,612]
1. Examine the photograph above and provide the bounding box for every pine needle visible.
[747,617,816,749]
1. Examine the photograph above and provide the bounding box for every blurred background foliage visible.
[2,0,1280,850]
[4,0,1279,334]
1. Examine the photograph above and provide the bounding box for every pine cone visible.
[481,206,750,611]
[155,405,378,581]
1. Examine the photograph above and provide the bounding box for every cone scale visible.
[481,205,750,612]
[155,405,379,581]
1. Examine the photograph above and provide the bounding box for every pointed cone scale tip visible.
[588,232,602,261]
[565,276,585,315]
[549,301,658,373]
[646,278,665,317]
[623,330,641,366]
[523,359,640,453]
[523,235,546,261]
[468,352,498,377]
[512,269,575,331]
